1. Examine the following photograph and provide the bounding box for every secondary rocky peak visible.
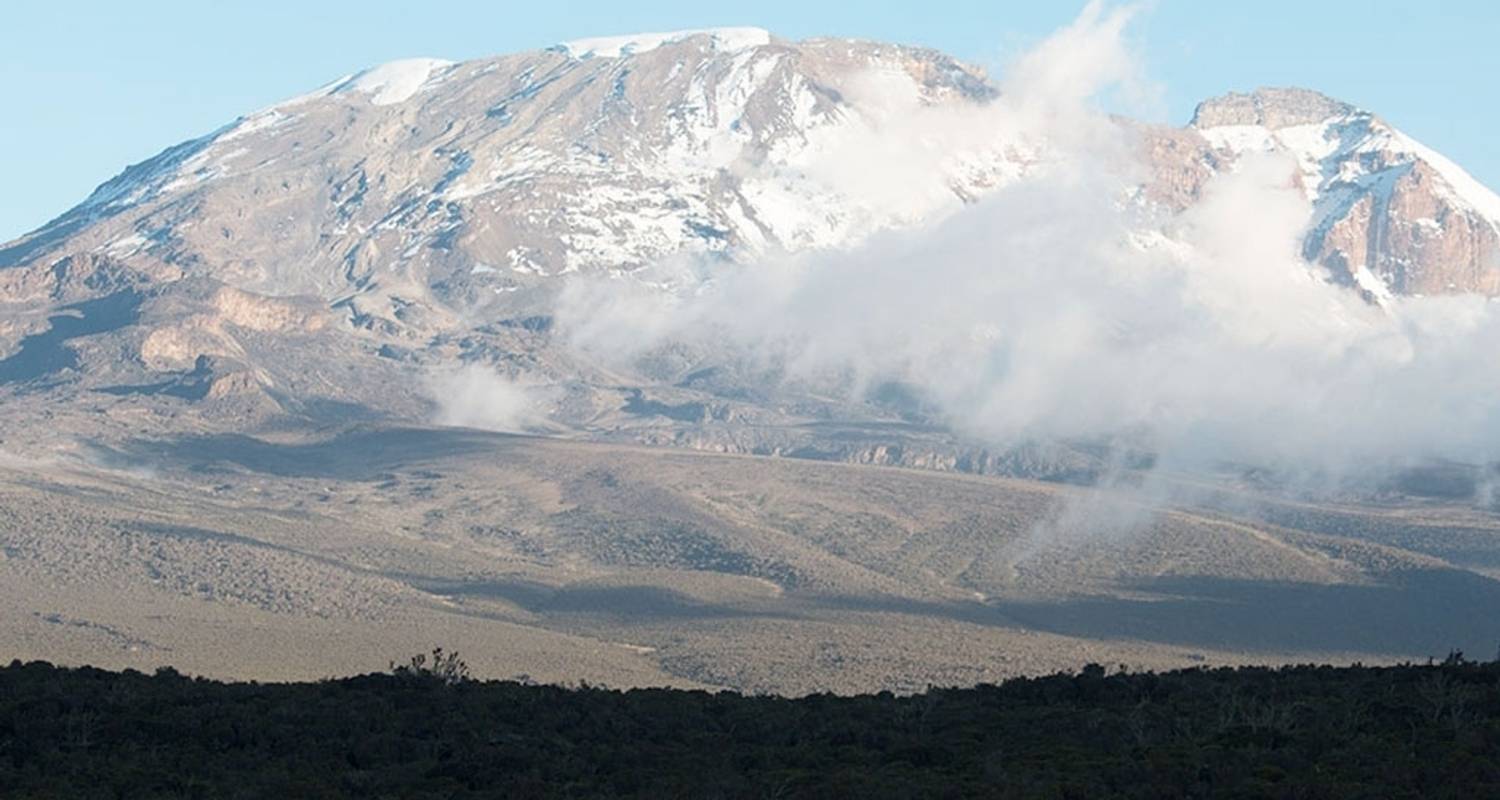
[1190,87,1357,130]
[1181,84,1500,299]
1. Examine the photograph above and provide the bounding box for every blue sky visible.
[4,1,1497,241]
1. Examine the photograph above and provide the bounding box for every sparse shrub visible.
[388,647,471,685]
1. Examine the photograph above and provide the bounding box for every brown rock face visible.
[1370,162,1500,295]
[1135,125,1220,210]
[1308,151,1500,298]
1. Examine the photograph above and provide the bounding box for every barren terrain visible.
[2,422,1496,694]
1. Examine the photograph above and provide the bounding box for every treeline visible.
[1,654,1498,798]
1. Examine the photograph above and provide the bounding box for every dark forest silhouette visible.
[3,652,1499,797]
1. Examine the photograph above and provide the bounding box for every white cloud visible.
[426,365,553,433]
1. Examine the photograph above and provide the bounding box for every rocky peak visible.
[1190,87,1356,130]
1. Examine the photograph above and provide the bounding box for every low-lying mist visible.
[427,365,555,434]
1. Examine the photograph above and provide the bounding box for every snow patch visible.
[559,28,771,59]
[333,58,455,106]
[1351,264,1394,305]
[219,110,297,143]
[507,246,545,276]
[101,234,148,258]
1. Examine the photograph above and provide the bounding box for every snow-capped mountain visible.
[6,34,1496,318]
[3,32,1500,470]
